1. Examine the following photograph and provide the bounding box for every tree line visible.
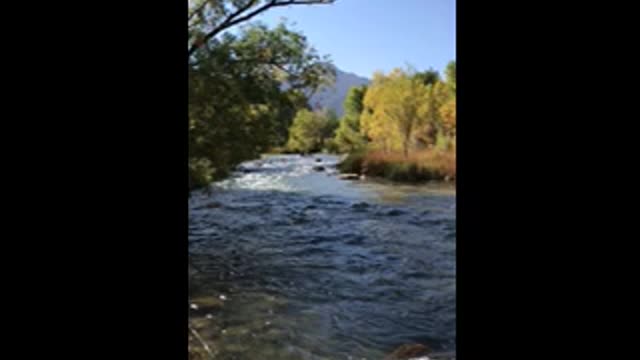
[285,62,456,159]
[281,62,456,182]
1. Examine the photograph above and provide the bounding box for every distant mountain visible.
[309,67,369,118]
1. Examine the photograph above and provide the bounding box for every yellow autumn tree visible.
[360,71,393,152]
[440,98,456,137]
[413,81,450,149]
[360,69,430,157]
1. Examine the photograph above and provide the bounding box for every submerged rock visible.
[351,202,370,210]
[385,209,406,217]
[339,173,360,180]
[312,165,325,172]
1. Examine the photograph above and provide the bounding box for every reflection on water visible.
[189,154,455,359]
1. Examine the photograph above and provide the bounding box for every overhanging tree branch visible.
[188,0,211,23]
[189,0,334,57]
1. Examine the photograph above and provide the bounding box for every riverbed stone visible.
[190,296,225,312]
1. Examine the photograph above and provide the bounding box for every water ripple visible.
[189,154,455,359]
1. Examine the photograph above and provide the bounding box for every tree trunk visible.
[403,135,410,158]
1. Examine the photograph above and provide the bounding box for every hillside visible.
[309,67,369,117]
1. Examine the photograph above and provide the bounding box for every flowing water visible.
[189,154,455,360]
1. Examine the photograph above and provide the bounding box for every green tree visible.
[187,0,337,189]
[286,109,338,153]
[334,85,368,152]
[188,22,334,188]
[321,108,339,140]
[414,68,441,86]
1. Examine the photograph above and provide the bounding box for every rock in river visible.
[339,173,360,180]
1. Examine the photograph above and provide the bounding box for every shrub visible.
[339,148,455,182]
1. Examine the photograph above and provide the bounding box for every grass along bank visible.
[338,149,455,183]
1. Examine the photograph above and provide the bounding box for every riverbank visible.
[338,150,456,183]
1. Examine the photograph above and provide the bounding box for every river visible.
[189,154,455,359]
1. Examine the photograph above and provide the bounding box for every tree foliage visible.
[414,68,441,86]
[358,65,456,157]
[440,60,456,142]
[445,60,456,94]
[440,98,456,137]
[333,85,368,153]
[188,1,336,189]
[415,80,449,148]
[361,69,430,156]
[286,108,338,153]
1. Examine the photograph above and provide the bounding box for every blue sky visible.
[255,0,456,78]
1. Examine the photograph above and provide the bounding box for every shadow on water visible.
[189,154,455,359]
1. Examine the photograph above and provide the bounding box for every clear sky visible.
[255,0,456,79]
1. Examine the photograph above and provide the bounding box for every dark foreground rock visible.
[384,343,431,360]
